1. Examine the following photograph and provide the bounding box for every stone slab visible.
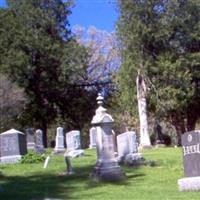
[0,155,22,164]
[178,176,200,191]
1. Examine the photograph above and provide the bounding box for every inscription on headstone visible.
[181,130,200,177]
[25,128,35,150]
[0,129,27,164]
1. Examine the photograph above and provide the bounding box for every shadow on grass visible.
[0,163,146,200]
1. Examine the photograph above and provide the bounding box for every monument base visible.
[89,145,96,149]
[65,150,84,158]
[123,153,145,166]
[53,148,65,154]
[139,145,152,150]
[0,155,22,164]
[90,160,126,182]
[155,144,166,148]
[178,176,200,191]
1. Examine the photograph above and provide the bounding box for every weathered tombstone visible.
[117,131,143,165]
[90,93,125,181]
[34,129,45,153]
[65,130,84,157]
[66,130,81,151]
[25,128,35,150]
[0,129,27,164]
[178,130,200,191]
[54,127,65,154]
[89,127,97,149]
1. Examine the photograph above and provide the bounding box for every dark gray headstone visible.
[0,129,27,164]
[181,130,200,177]
[34,129,45,153]
[25,128,35,150]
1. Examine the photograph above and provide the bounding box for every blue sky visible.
[0,0,118,32]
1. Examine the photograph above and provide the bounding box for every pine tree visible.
[116,0,200,145]
[0,0,91,146]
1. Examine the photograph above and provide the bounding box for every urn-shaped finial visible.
[91,93,114,125]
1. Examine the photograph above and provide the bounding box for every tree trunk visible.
[187,106,198,131]
[136,72,151,148]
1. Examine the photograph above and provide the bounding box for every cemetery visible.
[0,0,200,200]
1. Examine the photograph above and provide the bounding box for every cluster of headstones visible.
[0,127,84,164]
[89,127,143,165]
[54,128,84,157]
[0,128,45,164]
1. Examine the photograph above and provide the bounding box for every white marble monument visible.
[90,93,125,181]
[54,127,65,153]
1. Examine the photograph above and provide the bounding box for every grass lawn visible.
[0,147,199,200]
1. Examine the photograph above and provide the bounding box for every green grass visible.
[0,147,199,200]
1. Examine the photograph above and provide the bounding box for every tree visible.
[116,0,200,145]
[0,75,26,131]
[136,71,151,147]
[0,0,91,146]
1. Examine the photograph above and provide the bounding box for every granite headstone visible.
[178,130,200,191]
[0,129,27,164]
[25,128,35,150]
[34,129,45,153]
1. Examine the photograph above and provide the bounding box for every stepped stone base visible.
[90,161,125,182]
[0,155,22,164]
[178,176,200,191]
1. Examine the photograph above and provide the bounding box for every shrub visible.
[20,151,46,164]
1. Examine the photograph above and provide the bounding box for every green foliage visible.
[19,151,46,164]
[0,0,96,144]
[116,0,200,140]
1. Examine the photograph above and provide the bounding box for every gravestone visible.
[66,130,81,151]
[65,130,84,158]
[0,129,27,164]
[178,130,200,191]
[54,127,65,154]
[89,127,97,149]
[117,131,143,165]
[34,129,45,153]
[90,93,125,181]
[25,128,35,150]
